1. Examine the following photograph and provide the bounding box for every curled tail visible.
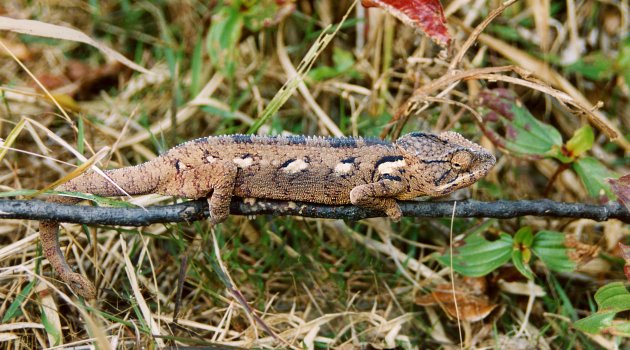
[40,159,167,299]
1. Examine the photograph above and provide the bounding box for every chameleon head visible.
[395,131,496,197]
[67,272,97,299]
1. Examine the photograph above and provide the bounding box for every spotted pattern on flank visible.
[377,159,406,174]
[281,158,309,174]
[334,162,354,175]
[233,156,254,168]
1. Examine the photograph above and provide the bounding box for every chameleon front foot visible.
[350,181,404,221]
[207,196,230,225]
[384,205,403,222]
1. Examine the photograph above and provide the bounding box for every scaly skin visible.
[41,131,495,299]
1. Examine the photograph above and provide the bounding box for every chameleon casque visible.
[40,131,496,299]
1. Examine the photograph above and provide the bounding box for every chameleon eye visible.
[451,151,472,170]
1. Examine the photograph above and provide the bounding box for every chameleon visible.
[40,131,495,299]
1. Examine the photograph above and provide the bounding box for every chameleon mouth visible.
[465,151,496,181]
[475,151,497,173]
[434,151,496,195]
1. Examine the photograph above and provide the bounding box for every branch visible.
[1,198,628,224]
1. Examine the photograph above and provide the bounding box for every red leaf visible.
[361,0,450,47]
[618,243,630,281]
[609,174,630,211]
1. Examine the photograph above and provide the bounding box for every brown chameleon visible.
[41,131,495,299]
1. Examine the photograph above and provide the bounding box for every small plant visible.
[574,282,630,336]
[477,88,618,199]
[438,225,576,279]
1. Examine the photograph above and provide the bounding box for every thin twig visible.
[448,0,518,70]
[0,198,628,224]
[381,0,519,139]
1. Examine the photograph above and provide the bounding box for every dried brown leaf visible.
[415,279,497,322]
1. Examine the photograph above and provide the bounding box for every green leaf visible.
[573,311,616,334]
[437,233,513,276]
[565,126,594,158]
[2,279,35,322]
[308,66,339,81]
[512,227,534,279]
[512,249,534,279]
[609,321,630,337]
[0,189,136,209]
[241,0,282,31]
[565,52,614,81]
[0,117,25,164]
[478,89,563,157]
[206,6,244,77]
[513,226,534,247]
[490,24,522,42]
[53,191,138,208]
[190,35,204,97]
[593,282,630,312]
[41,305,62,346]
[308,47,358,81]
[77,116,85,156]
[617,37,630,69]
[332,47,355,72]
[619,38,630,90]
[574,283,630,335]
[531,230,576,272]
[572,157,618,199]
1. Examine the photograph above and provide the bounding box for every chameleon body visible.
[41,131,495,299]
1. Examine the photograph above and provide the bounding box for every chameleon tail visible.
[40,159,165,299]
[40,220,97,299]
[59,159,163,197]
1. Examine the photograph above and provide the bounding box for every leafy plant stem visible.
[544,163,571,196]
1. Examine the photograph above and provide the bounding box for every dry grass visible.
[0,0,628,349]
